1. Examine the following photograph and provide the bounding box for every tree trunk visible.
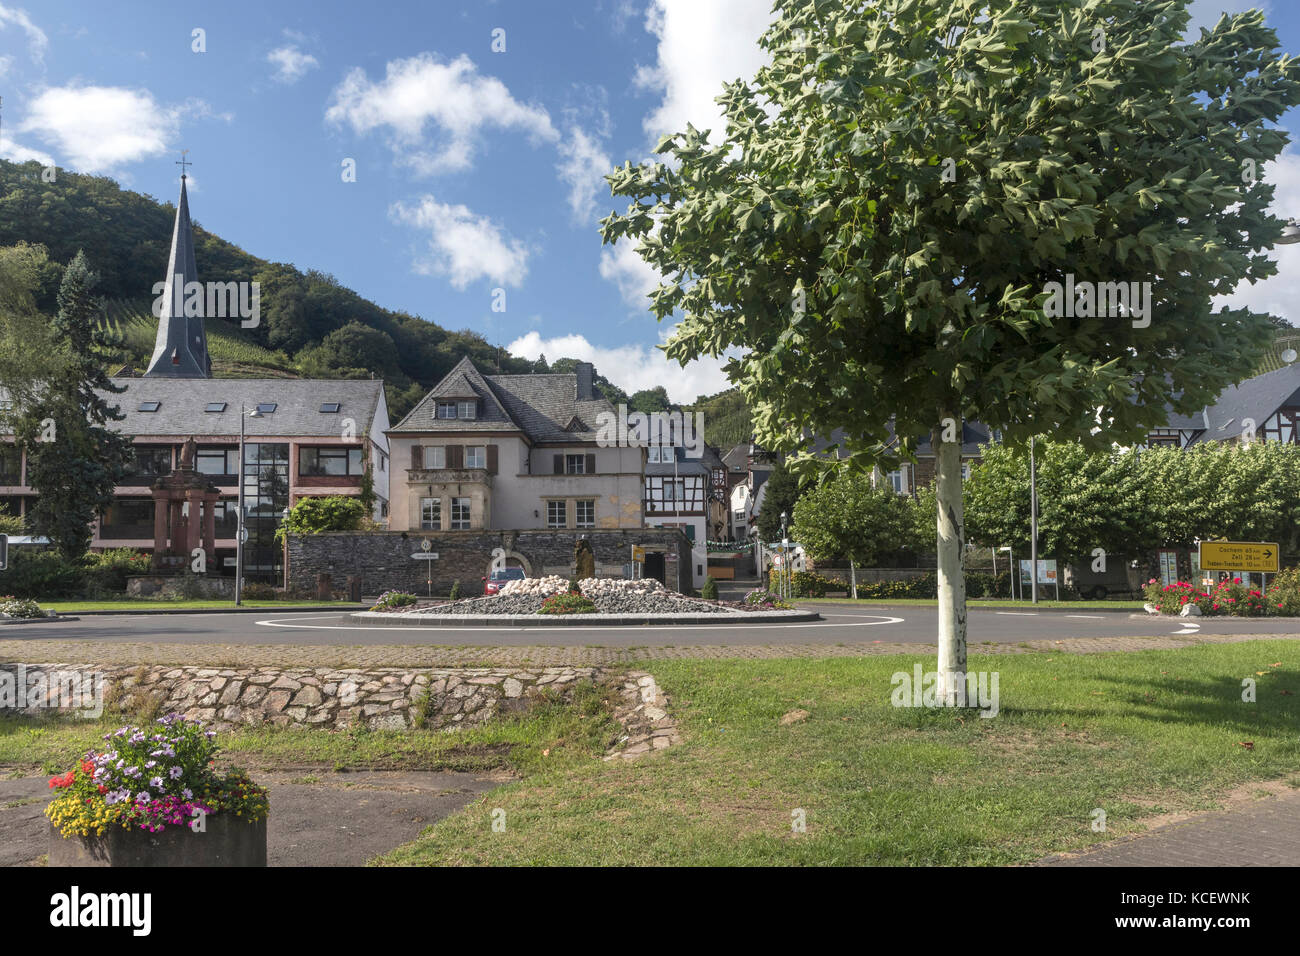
[934,416,968,706]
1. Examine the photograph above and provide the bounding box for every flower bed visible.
[372,590,419,610]
[45,714,268,841]
[538,591,598,614]
[1144,578,1274,616]
[744,588,794,610]
[0,596,44,619]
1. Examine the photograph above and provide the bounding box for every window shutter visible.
[411,445,423,469]
[449,444,463,469]
[553,454,564,475]
[585,453,595,475]
[486,445,498,475]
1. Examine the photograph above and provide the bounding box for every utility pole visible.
[1030,435,1039,604]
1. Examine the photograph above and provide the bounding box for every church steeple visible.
[144,169,211,378]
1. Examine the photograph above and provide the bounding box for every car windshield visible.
[490,569,525,580]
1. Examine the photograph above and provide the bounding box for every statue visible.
[574,538,596,581]
[179,436,197,470]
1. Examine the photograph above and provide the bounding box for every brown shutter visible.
[553,454,564,475]
[486,445,498,475]
[585,453,595,475]
[411,444,423,469]
[449,444,463,469]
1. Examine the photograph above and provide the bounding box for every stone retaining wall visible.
[1,663,600,732]
[287,528,693,596]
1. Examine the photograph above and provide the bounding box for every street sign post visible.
[1198,541,1279,573]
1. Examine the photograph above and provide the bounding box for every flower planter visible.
[47,814,267,867]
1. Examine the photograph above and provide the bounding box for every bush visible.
[240,581,279,601]
[276,495,367,542]
[0,596,44,618]
[449,579,463,601]
[82,548,151,593]
[1269,567,1300,616]
[700,576,718,600]
[1143,577,1271,616]
[539,591,597,614]
[373,590,418,610]
[743,588,793,610]
[1,548,83,598]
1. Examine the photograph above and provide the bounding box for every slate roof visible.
[101,378,386,439]
[722,444,750,472]
[391,357,616,443]
[1194,363,1300,443]
[145,176,211,378]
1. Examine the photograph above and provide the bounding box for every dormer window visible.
[205,402,227,413]
[436,400,476,419]
[436,401,457,419]
[319,402,341,413]
[458,400,476,420]
[138,401,161,413]
[256,403,277,414]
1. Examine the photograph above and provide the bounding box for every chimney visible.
[575,361,594,400]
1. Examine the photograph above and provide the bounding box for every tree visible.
[602,1,1299,704]
[18,251,132,560]
[275,495,367,542]
[794,469,920,566]
[754,460,803,542]
[0,243,61,428]
[628,386,672,414]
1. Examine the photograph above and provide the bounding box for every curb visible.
[348,609,821,627]
[46,605,366,617]
[797,601,1142,614]
[0,615,80,626]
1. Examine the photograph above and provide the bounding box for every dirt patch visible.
[1116,774,1300,831]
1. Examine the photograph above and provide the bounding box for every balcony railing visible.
[409,468,492,486]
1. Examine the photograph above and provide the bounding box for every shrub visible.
[82,548,151,593]
[743,588,793,610]
[275,495,367,542]
[538,592,597,614]
[1269,567,1300,616]
[1143,577,1271,616]
[449,579,463,601]
[240,582,279,601]
[700,576,718,600]
[0,596,44,618]
[373,590,418,610]
[2,548,83,598]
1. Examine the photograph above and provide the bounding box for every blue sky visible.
[2,0,1299,401]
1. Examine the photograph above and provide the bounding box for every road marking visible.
[1066,615,1104,620]
[995,612,1038,616]
[255,614,907,633]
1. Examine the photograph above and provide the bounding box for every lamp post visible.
[999,546,1014,600]
[281,505,291,591]
[234,406,263,607]
[1029,435,1039,605]
[780,510,789,599]
[1277,218,1300,244]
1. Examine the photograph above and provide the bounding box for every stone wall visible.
[286,528,693,596]
[1,663,600,731]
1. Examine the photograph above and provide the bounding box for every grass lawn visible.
[799,597,1147,609]
[5,642,1296,865]
[40,598,361,613]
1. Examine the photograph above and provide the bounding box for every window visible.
[420,497,441,530]
[137,401,160,413]
[436,401,457,419]
[575,500,595,528]
[465,446,486,469]
[205,402,227,413]
[299,447,363,476]
[319,402,341,413]
[565,454,586,475]
[647,446,660,464]
[961,462,972,481]
[195,447,238,477]
[457,400,476,420]
[547,500,567,528]
[424,446,446,469]
[886,470,904,494]
[256,403,277,414]
[379,454,386,472]
[450,497,471,530]
[0,444,22,484]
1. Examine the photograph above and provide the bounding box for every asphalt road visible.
[2,604,1297,646]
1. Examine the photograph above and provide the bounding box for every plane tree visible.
[601,0,1299,703]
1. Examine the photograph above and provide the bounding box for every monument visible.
[574,537,596,581]
[150,437,222,571]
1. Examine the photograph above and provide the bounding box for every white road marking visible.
[995,612,1038,616]
[255,613,907,633]
[1066,615,1104,620]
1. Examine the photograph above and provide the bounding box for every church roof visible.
[144,176,212,378]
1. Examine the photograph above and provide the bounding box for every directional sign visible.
[631,545,645,563]
[0,534,7,572]
[410,553,439,561]
[1199,541,1279,572]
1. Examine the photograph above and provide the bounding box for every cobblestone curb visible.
[604,672,681,761]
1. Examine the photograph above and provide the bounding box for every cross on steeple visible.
[175,149,192,179]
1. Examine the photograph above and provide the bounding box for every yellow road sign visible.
[631,546,645,563]
[1198,541,1279,572]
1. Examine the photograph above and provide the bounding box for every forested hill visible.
[0,158,755,440]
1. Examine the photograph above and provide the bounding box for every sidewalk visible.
[1040,787,1300,866]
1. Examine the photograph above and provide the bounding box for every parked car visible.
[482,567,527,595]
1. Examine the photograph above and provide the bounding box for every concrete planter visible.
[48,815,267,867]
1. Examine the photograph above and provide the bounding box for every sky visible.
[0,0,1298,402]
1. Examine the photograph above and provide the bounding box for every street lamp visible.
[1029,436,1039,605]
[1278,218,1300,244]
[780,510,789,599]
[234,406,263,606]
[999,546,1014,600]
[281,505,291,592]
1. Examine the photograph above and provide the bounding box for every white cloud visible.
[1217,150,1300,326]
[17,85,194,174]
[635,0,772,146]
[0,132,52,165]
[326,53,558,175]
[390,195,530,289]
[0,3,47,65]
[0,54,13,78]
[507,329,732,403]
[556,125,612,223]
[267,44,319,84]
[599,237,665,310]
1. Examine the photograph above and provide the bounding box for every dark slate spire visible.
[144,175,211,378]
